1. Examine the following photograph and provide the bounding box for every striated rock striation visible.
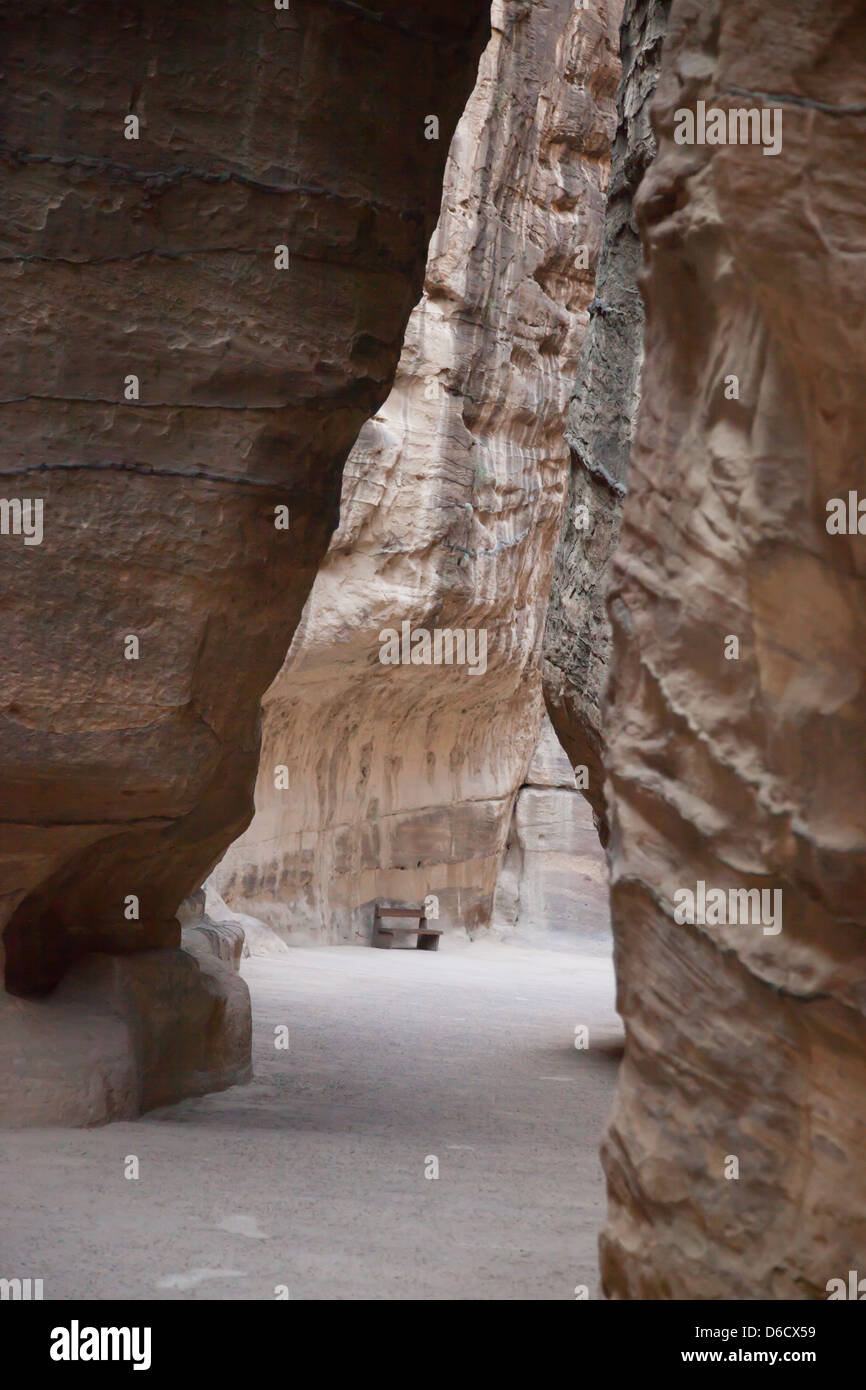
[543,0,671,843]
[493,713,611,950]
[0,0,490,1123]
[588,0,866,1298]
[212,0,622,945]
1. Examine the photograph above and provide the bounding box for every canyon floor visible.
[1,941,621,1301]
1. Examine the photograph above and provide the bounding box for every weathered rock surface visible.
[543,0,671,843]
[0,946,251,1128]
[594,0,866,1298]
[178,888,246,971]
[213,0,622,944]
[493,714,611,949]
[203,881,290,959]
[0,0,489,1122]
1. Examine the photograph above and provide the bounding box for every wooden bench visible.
[372,904,442,951]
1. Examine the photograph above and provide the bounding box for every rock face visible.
[0,0,490,1123]
[493,714,610,950]
[178,889,246,972]
[561,0,866,1298]
[0,943,251,1129]
[203,880,291,959]
[543,0,671,843]
[212,0,623,945]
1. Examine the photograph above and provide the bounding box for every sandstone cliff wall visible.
[570,0,866,1299]
[544,0,670,842]
[0,0,489,1123]
[493,713,610,950]
[212,0,622,945]
[212,0,622,944]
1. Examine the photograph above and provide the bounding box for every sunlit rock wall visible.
[213,0,623,943]
[598,0,866,1298]
[493,714,611,950]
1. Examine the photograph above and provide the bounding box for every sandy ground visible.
[0,940,622,1300]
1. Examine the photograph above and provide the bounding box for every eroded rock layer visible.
[213,0,622,944]
[598,0,866,1297]
[543,0,670,842]
[0,0,489,1121]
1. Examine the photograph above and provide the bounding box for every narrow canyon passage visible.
[3,0,864,1321]
[0,944,620,1300]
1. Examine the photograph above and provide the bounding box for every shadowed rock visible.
[0,0,489,1123]
[544,0,671,845]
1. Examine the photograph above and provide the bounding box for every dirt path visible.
[1,941,621,1300]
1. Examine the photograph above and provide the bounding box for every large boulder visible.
[0,0,489,1123]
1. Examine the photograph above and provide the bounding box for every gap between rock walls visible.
[1,0,864,1321]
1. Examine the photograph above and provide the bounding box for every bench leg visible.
[372,924,392,949]
[418,932,439,951]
